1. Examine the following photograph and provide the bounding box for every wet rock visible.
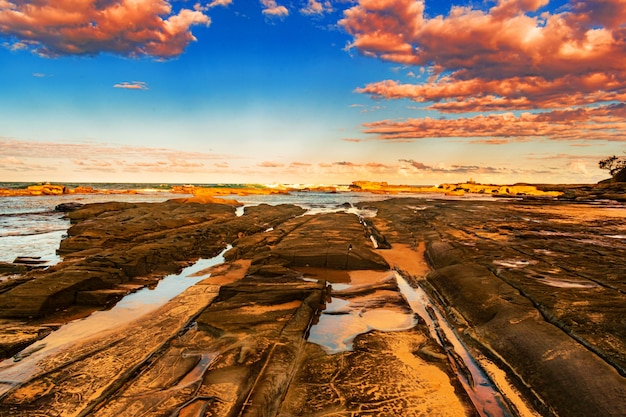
[0,200,306,319]
[270,213,389,270]
[280,330,477,417]
[54,202,84,212]
[0,326,53,360]
[367,197,626,417]
[0,261,27,275]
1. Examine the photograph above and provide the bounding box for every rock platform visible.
[0,196,624,416]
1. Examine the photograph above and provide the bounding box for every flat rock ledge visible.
[2,197,624,417]
[0,201,479,417]
[367,197,626,417]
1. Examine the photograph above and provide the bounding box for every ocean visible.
[0,184,192,264]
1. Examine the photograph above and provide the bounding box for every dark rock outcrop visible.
[365,197,626,417]
[0,201,306,319]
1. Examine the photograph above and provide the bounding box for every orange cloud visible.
[342,0,626,143]
[356,74,626,113]
[342,0,626,80]
[258,161,285,167]
[114,81,149,90]
[0,0,210,58]
[362,104,626,142]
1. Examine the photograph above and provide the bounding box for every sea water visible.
[0,188,188,264]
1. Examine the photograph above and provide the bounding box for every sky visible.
[1,0,625,185]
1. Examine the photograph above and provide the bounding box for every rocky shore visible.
[0,194,624,416]
[3,179,625,202]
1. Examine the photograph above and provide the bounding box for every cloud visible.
[342,0,626,144]
[355,75,626,113]
[207,0,233,8]
[0,156,24,165]
[258,161,285,167]
[114,81,149,90]
[261,0,289,17]
[360,104,626,142]
[341,0,626,80]
[399,159,503,174]
[300,0,332,15]
[0,138,229,164]
[0,0,210,58]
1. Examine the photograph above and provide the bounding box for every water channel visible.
[0,246,230,396]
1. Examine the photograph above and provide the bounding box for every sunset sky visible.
[1,0,625,185]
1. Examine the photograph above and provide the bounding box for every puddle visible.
[0,246,230,395]
[308,274,416,354]
[308,300,416,353]
[395,272,518,417]
[493,259,537,268]
[532,277,597,289]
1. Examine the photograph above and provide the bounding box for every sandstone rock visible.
[0,200,306,319]
[366,197,626,417]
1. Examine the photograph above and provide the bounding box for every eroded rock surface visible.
[0,201,305,359]
[3,196,624,417]
[0,200,480,417]
[366,198,626,417]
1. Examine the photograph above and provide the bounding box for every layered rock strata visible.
[2,197,624,416]
[365,198,626,417]
[0,201,482,417]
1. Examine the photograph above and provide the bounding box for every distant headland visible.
[1,179,625,202]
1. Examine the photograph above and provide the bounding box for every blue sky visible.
[1,0,625,184]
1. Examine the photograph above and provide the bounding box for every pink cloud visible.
[114,81,149,90]
[0,0,210,58]
[341,0,626,80]
[341,0,626,143]
[261,0,289,17]
[300,0,332,15]
[356,74,626,113]
[361,104,626,142]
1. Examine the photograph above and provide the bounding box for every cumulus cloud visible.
[342,0,626,143]
[0,0,210,58]
[114,81,149,90]
[301,0,332,15]
[261,0,289,17]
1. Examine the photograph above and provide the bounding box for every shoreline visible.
[2,180,625,203]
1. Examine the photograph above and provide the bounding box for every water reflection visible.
[0,247,229,395]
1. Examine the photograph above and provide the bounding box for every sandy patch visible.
[378,242,431,278]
